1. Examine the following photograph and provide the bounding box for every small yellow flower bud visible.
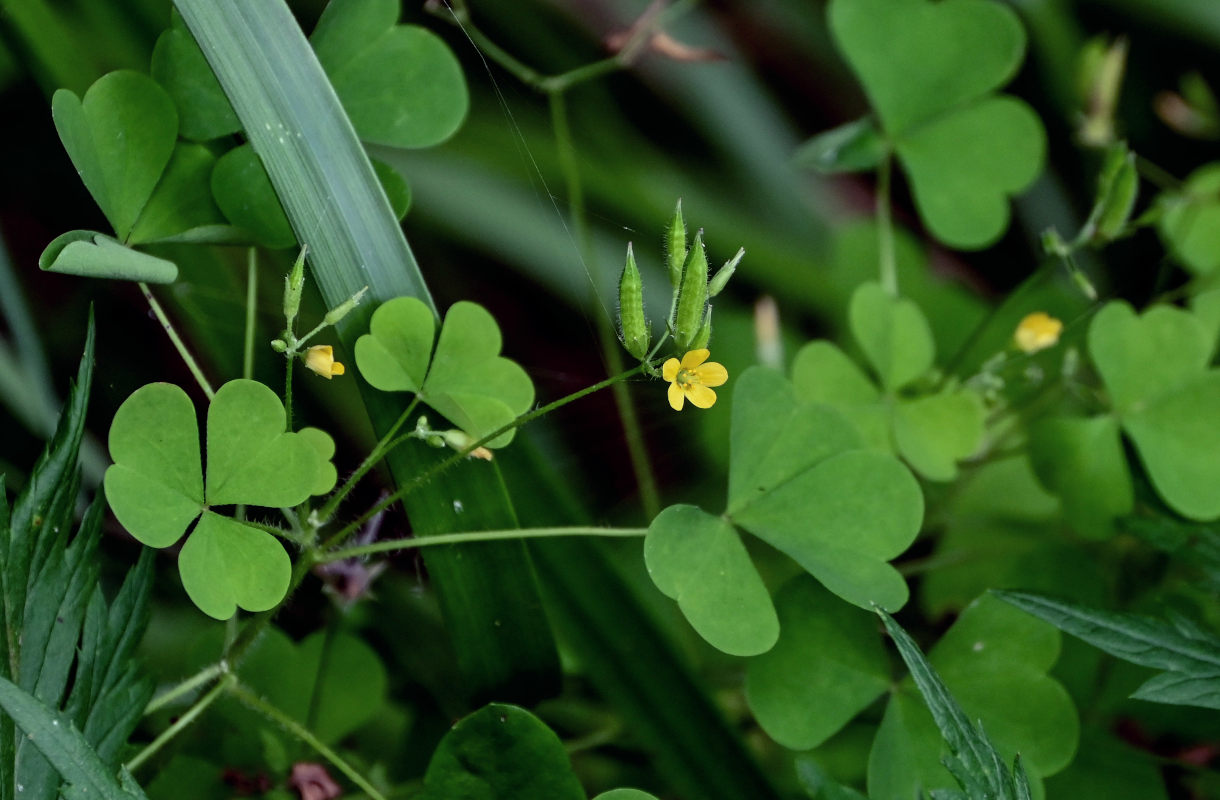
[1014,312,1063,353]
[304,345,345,379]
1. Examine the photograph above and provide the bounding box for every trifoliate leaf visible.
[849,282,935,392]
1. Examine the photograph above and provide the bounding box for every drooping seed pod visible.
[709,247,744,297]
[673,230,709,352]
[665,199,687,289]
[617,242,650,360]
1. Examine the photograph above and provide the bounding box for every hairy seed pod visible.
[617,243,650,360]
[665,199,687,289]
[283,244,308,327]
[692,304,713,350]
[673,230,709,351]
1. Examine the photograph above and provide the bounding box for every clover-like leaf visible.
[790,339,890,451]
[312,0,468,149]
[1029,416,1132,537]
[104,380,331,619]
[868,595,1079,799]
[1158,163,1220,275]
[211,144,297,250]
[645,504,779,657]
[729,367,923,612]
[179,512,291,620]
[128,143,228,245]
[828,0,1045,249]
[746,577,891,749]
[52,70,179,242]
[150,24,241,142]
[356,299,534,447]
[1088,301,1220,520]
[298,427,338,496]
[891,390,984,482]
[849,282,935,392]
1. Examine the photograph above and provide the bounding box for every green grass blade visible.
[173,0,560,701]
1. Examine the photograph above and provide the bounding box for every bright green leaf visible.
[892,389,984,481]
[1088,301,1210,413]
[205,380,319,507]
[848,282,935,392]
[1123,372,1220,521]
[1089,143,1139,242]
[211,144,296,249]
[896,95,1045,249]
[726,366,863,514]
[39,231,179,284]
[129,143,228,245]
[746,577,890,749]
[373,158,411,220]
[828,0,1044,249]
[297,427,338,496]
[645,504,778,657]
[420,302,534,447]
[354,296,435,393]
[1158,162,1220,275]
[312,0,468,148]
[51,71,178,241]
[105,383,203,549]
[179,512,291,621]
[1028,416,1132,537]
[421,704,584,800]
[150,26,241,141]
[790,341,890,451]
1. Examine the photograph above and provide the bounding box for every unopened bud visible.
[709,248,743,297]
[270,338,288,353]
[665,199,687,289]
[617,243,650,360]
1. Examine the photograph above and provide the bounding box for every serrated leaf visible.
[39,231,178,284]
[995,590,1220,711]
[421,704,584,800]
[0,677,145,800]
[849,282,935,392]
[746,577,890,749]
[51,71,178,241]
[312,0,468,148]
[644,504,778,657]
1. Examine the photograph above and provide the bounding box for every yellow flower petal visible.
[1014,312,1063,353]
[662,357,681,382]
[681,348,710,369]
[332,361,346,376]
[668,381,686,411]
[695,361,728,387]
[686,383,717,409]
[305,345,342,379]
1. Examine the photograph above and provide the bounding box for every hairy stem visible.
[140,281,215,400]
[319,526,648,563]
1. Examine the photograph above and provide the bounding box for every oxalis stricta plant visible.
[6,0,1220,798]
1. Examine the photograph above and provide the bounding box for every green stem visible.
[243,248,258,380]
[126,674,235,773]
[139,282,215,400]
[549,90,662,519]
[322,362,652,550]
[228,680,387,800]
[315,397,420,523]
[285,353,295,430]
[144,661,230,716]
[320,526,648,563]
[1135,154,1180,191]
[876,155,897,296]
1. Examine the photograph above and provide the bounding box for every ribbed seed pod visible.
[673,230,708,352]
[692,304,713,350]
[617,242,650,360]
[709,247,744,297]
[665,199,687,289]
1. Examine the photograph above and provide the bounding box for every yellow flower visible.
[304,345,345,379]
[662,349,728,411]
[1014,312,1063,353]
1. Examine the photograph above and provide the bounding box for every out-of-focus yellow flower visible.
[1014,312,1063,353]
[662,349,728,411]
[304,345,345,379]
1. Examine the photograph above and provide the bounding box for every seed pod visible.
[709,247,744,297]
[323,285,369,326]
[692,304,713,350]
[617,242,650,360]
[665,199,687,289]
[283,244,308,327]
[673,230,709,351]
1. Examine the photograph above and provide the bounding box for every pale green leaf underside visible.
[39,230,179,283]
[645,504,779,657]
